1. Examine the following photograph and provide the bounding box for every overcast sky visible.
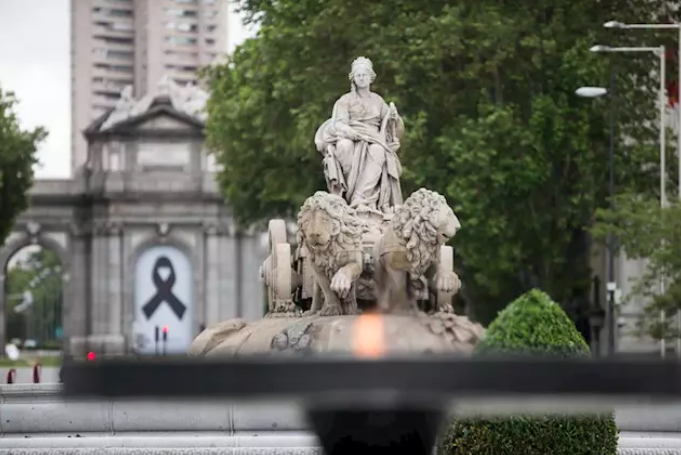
[0,0,256,179]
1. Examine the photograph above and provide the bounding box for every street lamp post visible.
[604,21,681,198]
[590,46,667,208]
[576,82,615,356]
[604,21,681,356]
[583,45,666,356]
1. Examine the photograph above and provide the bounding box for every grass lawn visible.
[0,356,61,367]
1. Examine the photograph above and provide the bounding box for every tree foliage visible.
[206,0,671,322]
[592,194,681,340]
[5,248,63,347]
[0,84,46,248]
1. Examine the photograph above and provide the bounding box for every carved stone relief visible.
[99,76,208,133]
[270,320,315,354]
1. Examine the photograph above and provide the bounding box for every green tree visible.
[205,1,672,322]
[5,248,63,346]
[591,194,681,341]
[0,84,46,248]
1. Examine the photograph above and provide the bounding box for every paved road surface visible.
[0,366,60,383]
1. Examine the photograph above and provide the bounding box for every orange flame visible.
[352,312,386,358]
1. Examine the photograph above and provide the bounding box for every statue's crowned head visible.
[348,56,376,91]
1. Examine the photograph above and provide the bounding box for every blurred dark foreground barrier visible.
[62,354,681,455]
[62,354,681,401]
[1,384,680,454]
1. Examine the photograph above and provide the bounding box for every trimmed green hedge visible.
[438,289,618,455]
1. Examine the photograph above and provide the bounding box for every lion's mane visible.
[296,191,364,278]
[390,188,453,279]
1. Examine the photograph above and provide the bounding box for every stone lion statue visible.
[374,188,462,313]
[296,191,365,316]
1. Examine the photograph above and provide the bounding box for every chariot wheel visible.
[268,219,288,253]
[436,245,455,308]
[265,220,293,310]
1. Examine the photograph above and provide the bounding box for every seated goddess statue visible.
[314,57,405,216]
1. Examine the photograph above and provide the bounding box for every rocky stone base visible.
[190,313,484,356]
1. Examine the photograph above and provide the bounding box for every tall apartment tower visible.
[70,0,228,171]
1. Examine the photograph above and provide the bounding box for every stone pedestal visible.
[189,313,484,357]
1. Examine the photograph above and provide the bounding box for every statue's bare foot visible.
[302,309,319,317]
[319,304,343,317]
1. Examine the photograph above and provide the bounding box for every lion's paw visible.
[319,304,343,317]
[267,300,302,318]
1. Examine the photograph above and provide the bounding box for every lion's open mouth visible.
[310,239,329,250]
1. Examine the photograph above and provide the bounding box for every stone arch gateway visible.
[0,225,73,353]
[0,78,267,358]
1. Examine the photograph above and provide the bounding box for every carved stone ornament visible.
[26,221,40,237]
[203,222,219,236]
[107,222,123,235]
[189,57,484,359]
[157,223,170,237]
[99,76,208,132]
[270,320,314,354]
[69,222,88,237]
[92,221,110,236]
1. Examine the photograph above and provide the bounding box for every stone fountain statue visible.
[314,56,404,218]
[189,57,484,357]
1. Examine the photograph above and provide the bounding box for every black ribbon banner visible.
[142,256,187,320]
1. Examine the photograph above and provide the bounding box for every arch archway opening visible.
[4,245,64,356]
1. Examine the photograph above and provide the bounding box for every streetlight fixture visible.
[575,86,608,98]
[591,43,668,356]
[604,21,626,29]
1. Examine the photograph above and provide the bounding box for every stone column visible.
[66,223,90,356]
[108,224,123,336]
[122,230,136,349]
[241,235,267,321]
[191,141,203,185]
[204,223,220,327]
[219,230,238,321]
[194,228,206,334]
[90,225,108,335]
[0,274,6,355]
